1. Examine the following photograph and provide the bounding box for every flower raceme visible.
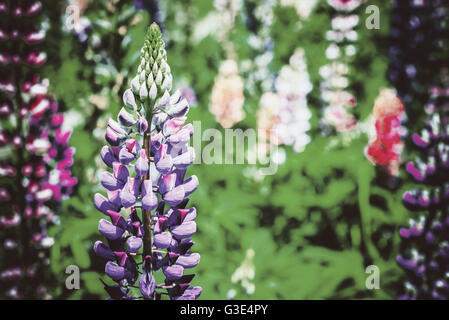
[0,0,76,299]
[320,0,363,134]
[209,59,245,129]
[94,23,201,300]
[365,89,405,176]
[257,48,312,154]
[397,86,449,300]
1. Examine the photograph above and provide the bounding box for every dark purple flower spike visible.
[0,0,77,299]
[397,85,449,300]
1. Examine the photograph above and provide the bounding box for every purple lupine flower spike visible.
[94,23,201,300]
[397,83,449,300]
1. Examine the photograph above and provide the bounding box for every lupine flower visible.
[0,0,76,299]
[227,248,256,299]
[214,0,242,27]
[280,0,318,19]
[320,1,361,134]
[397,86,449,300]
[94,23,201,300]
[66,0,147,107]
[241,0,276,94]
[365,89,405,176]
[257,48,312,153]
[180,87,197,106]
[388,0,449,124]
[209,59,245,129]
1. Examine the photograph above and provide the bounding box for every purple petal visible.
[101,146,116,168]
[163,117,186,136]
[155,154,173,174]
[106,189,122,208]
[406,162,425,182]
[99,219,125,240]
[105,261,127,281]
[139,271,156,299]
[154,232,172,249]
[120,177,140,208]
[164,185,185,206]
[135,149,149,177]
[119,147,135,165]
[167,98,189,117]
[136,116,148,133]
[123,89,137,110]
[108,119,127,135]
[151,132,163,153]
[172,147,195,168]
[170,221,196,240]
[126,236,143,252]
[412,133,428,148]
[94,193,119,215]
[163,265,184,281]
[100,172,123,191]
[106,210,126,228]
[396,255,417,271]
[171,239,195,255]
[94,241,116,260]
[159,173,177,194]
[26,1,43,16]
[172,286,202,300]
[113,162,129,183]
[142,180,158,211]
[182,175,198,197]
[167,124,193,145]
[167,208,196,226]
[106,127,125,147]
[118,107,137,127]
[176,253,200,268]
[125,139,139,154]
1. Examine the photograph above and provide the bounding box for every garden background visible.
[1,0,448,300]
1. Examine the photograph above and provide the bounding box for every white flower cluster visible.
[213,0,243,44]
[320,3,361,133]
[210,60,246,128]
[227,248,256,298]
[243,0,276,93]
[280,0,319,19]
[257,49,313,154]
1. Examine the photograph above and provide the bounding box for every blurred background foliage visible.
[35,0,433,299]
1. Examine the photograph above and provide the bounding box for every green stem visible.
[357,165,380,263]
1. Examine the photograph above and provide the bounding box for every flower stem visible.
[142,108,153,260]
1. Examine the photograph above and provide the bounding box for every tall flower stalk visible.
[209,0,246,129]
[242,0,276,94]
[94,23,201,300]
[397,84,449,299]
[319,0,364,134]
[257,48,313,154]
[0,0,76,299]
